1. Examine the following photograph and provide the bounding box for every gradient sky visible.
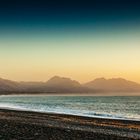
[0,0,140,83]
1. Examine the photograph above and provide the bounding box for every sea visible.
[0,95,139,121]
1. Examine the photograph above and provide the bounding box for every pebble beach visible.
[0,109,139,140]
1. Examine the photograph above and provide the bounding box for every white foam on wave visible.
[0,103,139,121]
[0,95,139,121]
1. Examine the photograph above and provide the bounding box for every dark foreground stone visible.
[0,109,139,140]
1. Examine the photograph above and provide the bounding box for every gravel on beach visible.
[0,109,139,140]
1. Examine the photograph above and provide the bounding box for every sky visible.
[0,0,140,83]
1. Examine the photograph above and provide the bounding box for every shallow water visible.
[0,95,139,120]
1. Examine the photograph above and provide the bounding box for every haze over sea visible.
[0,94,139,121]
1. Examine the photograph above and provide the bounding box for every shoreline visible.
[0,106,139,122]
[0,108,139,140]
[0,92,140,96]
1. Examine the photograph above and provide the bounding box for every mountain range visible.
[0,76,140,94]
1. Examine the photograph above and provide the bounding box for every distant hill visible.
[0,76,140,94]
[0,78,19,92]
[84,78,140,92]
[46,76,81,87]
[44,76,87,93]
[0,76,88,93]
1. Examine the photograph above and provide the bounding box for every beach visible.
[0,109,139,140]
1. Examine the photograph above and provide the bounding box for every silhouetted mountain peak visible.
[46,76,81,87]
[0,76,140,94]
[0,78,19,91]
[84,77,140,92]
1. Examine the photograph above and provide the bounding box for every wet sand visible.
[0,109,139,140]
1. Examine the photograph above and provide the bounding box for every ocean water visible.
[0,95,139,120]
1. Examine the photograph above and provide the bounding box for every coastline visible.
[0,108,139,140]
[0,92,140,96]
